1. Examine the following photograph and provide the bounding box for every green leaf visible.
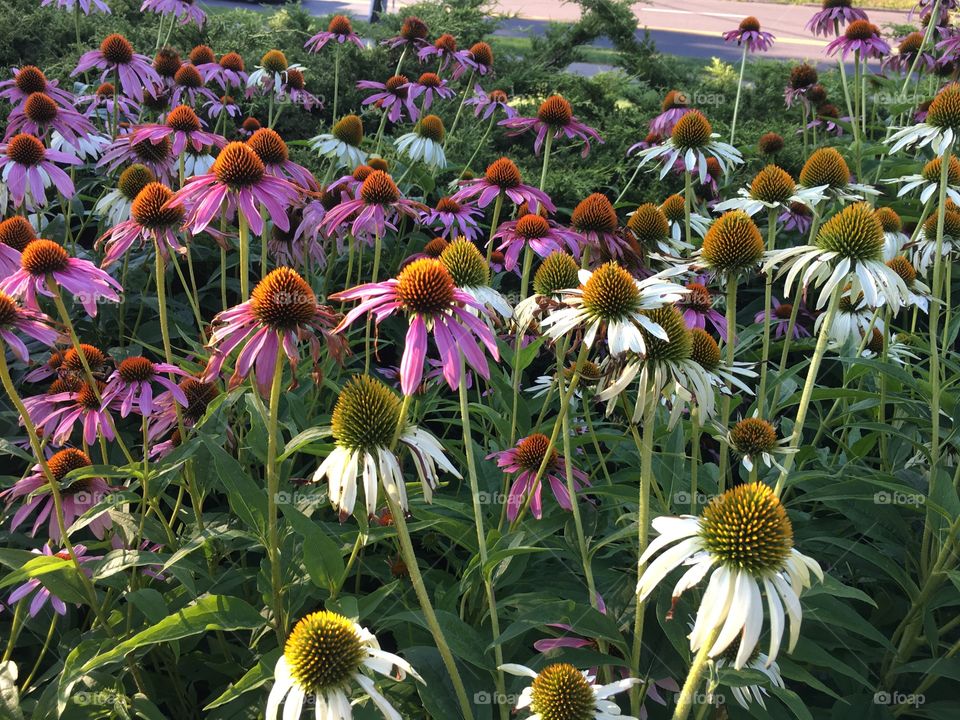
[79,595,264,673]
[279,504,346,591]
[201,437,267,535]
[771,686,814,720]
[204,649,281,710]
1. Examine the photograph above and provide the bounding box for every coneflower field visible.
[1,0,960,717]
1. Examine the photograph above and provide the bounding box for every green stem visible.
[838,57,862,178]
[485,192,504,265]
[332,45,341,122]
[364,232,383,374]
[461,114,496,178]
[729,45,748,145]
[538,132,554,191]
[672,625,722,720]
[715,278,739,491]
[757,208,777,415]
[629,399,657,716]
[239,211,250,301]
[265,350,287,644]
[773,282,845,496]
[458,362,507,720]
[444,69,475,150]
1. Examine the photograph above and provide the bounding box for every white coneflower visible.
[395,114,447,169]
[94,163,156,226]
[438,239,512,319]
[886,255,930,312]
[514,251,580,332]
[874,207,908,261]
[887,83,960,156]
[661,193,709,245]
[267,609,424,720]
[312,375,460,520]
[626,202,692,258]
[309,114,368,169]
[912,205,960,275]
[540,262,688,355]
[713,643,785,709]
[817,289,878,346]
[725,415,795,473]
[885,155,960,206]
[247,49,304,95]
[632,110,742,184]
[713,164,826,216]
[596,304,715,426]
[688,329,756,414]
[764,202,909,311]
[694,210,765,279]
[637,482,823,669]
[499,662,639,720]
[796,147,877,203]
[860,327,919,365]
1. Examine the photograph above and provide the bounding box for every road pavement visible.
[203,0,912,63]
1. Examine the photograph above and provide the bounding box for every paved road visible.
[206,0,911,63]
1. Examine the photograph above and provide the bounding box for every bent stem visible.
[729,44,748,145]
[773,281,844,496]
[265,351,287,644]
[458,362,508,720]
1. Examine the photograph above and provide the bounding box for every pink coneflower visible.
[418,34,473,73]
[169,141,301,235]
[0,291,59,363]
[493,213,581,271]
[2,448,112,540]
[331,258,499,395]
[404,72,456,111]
[452,157,555,212]
[101,355,188,416]
[146,376,218,449]
[382,16,430,51]
[571,193,627,260]
[806,0,868,36]
[723,16,775,52]
[358,75,419,123]
[4,92,95,145]
[170,63,217,106]
[678,280,727,340]
[130,104,225,157]
[0,65,74,108]
[141,0,205,27]
[41,0,110,14]
[8,544,99,617]
[197,52,248,92]
[247,128,317,190]
[499,94,603,158]
[72,34,160,102]
[806,103,847,136]
[886,32,936,72]
[779,201,814,235]
[784,64,819,108]
[321,170,423,239]
[534,593,609,653]
[305,14,364,52]
[826,19,890,60]
[0,133,79,210]
[270,209,326,270]
[627,131,666,158]
[755,296,813,339]
[27,380,118,446]
[465,86,517,119]
[489,433,590,521]
[649,90,692,136]
[79,82,138,124]
[98,131,176,184]
[452,41,493,79]
[1,239,121,316]
[422,196,482,240]
[97,182,186,267]
[204,94,240,122]
[203,267,342,394]
[278,68,321,111]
